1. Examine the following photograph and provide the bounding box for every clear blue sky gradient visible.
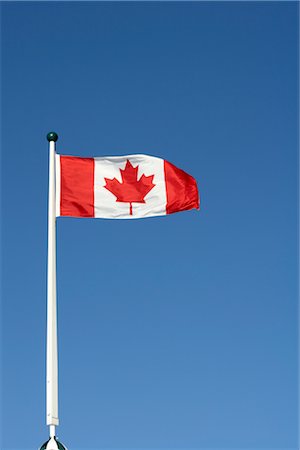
[1,2,298,449]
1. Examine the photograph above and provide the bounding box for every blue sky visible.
[1,2,298,449]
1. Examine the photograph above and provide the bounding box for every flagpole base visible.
[39,436,68,450]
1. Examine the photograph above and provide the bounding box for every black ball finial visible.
[47,132,58,142]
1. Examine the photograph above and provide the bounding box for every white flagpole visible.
[39,133,66,450]
[46,132,59,437]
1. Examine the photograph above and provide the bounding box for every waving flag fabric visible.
[55,154,199,219]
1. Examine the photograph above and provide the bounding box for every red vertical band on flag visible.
[60,156,95,217]
[164,160,199,215]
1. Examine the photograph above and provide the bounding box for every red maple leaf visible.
[104,160,155,215]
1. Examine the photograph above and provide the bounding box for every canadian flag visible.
[55,154,199,219]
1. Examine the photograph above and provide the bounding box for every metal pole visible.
[46,132,59,436]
